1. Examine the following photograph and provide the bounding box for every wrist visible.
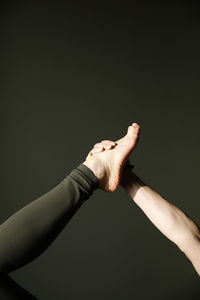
[121,170,145,193]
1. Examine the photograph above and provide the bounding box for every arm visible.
[0,123,140,275]
[121,171,200,275]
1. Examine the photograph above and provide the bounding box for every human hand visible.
[83,123,140,192]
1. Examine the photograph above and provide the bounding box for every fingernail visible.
[111,142,116,146]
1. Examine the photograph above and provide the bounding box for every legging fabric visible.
[0,164,99,275]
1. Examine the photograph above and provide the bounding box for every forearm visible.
[0,164,99,274]
[121,171,200,275]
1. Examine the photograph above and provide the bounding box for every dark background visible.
[1,0,200,299]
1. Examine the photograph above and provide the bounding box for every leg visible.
[0,164,99,274]
[0,274,37,299]
[90,140,200,275]
[83,123,140,191]
[0,123,140,275]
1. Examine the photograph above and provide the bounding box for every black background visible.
[1,1,200,299]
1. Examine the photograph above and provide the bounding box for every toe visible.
[127,123,140,137]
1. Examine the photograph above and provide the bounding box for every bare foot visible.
[83,123,140,192]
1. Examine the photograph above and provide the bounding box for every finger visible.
[105,144,114,150]
[93,142,116,150]
[90,147,105,155]
[85,152,92,160]
[99,140,117,150]
[102,144,115,150]
[93,143,103,149]
[100,140,116,146]
[86,146,105,159]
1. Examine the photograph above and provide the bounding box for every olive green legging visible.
[0,164,99,275]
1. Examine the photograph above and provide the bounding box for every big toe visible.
[126,123,140,139]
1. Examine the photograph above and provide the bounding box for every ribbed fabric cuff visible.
[69,164,100,194]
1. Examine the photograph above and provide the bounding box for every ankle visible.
[83,157,105,184]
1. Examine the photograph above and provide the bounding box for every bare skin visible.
[83,123,140,192]
[122,171,200,275]
[89,140,200,275]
